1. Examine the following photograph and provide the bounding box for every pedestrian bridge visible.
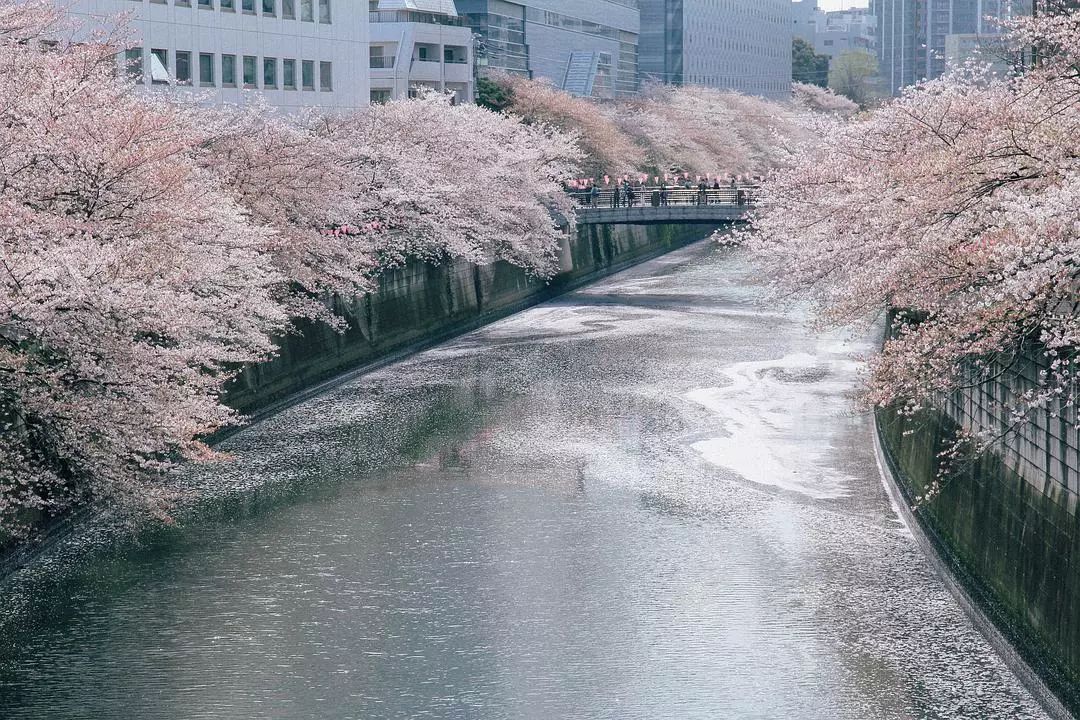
[572,186,755,226]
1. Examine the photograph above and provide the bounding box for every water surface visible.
[0,243,1048,719]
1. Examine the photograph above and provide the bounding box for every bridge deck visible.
[577,204,749,225]
[572,186,754,225]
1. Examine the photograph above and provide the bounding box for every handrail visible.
[569,185,758,209]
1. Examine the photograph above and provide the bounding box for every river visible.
[0,242,1050,719]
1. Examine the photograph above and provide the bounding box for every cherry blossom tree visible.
[0,10,291,536]
[614,84,814,180]
[484,72,644,179]
[750,8,1080,432]
[0,6,583,538]
[195,102,380,328]
[791,82,860,118]
[485,73,831,182]
[0,0,61,39]
[335,91,582,275]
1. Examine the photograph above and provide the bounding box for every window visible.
[370,89,392,103]
[242,0,255,13]
[262,0,275,15]
[318,0,330,23]
[263,57,277,88]
[418,46,428,61]
[198,0,212,7]
[199,53,215,86]
[221,0,234,9]
[124,47,143,83]
[319,61,331,91]
[222,54,237,85]
[150,48,169,84]
[301,0,313,21]
[283,58,296,89]
[175,51,191,84]
[282,0,295,18]
[301,59,314,90]
[243,55,257,87]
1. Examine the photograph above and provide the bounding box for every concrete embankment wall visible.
[226,222,723,415]
[876,346,1080,715]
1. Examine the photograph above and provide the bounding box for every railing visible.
[369,10,465,26]
[369,56,396,69]
[569,185,758,209]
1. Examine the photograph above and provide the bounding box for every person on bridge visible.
[611,185,621,208]
[590,184,600,206]
[659,183,669,207]
[697,180,708,206]
[625,183,636,207]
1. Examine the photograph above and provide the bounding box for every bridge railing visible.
[568,185,758,210]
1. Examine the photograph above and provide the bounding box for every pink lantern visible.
[604,175,610,185]
[654,176,659,184]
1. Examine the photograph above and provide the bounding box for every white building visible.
[817,8,876,59]
[792,0,876,61]
[64,0,369,111]
[369,0,474,103]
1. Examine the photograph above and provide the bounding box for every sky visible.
[817,0,869,9]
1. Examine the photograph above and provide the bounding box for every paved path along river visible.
[0,242,1051,719]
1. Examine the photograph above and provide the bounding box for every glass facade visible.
[459,0,640,96]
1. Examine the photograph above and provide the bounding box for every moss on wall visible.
[877,405,1080,715]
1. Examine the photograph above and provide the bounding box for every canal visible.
[0,242,1050,719]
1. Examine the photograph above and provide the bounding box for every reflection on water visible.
[0,243,1049,719]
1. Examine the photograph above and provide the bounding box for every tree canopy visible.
[792,37,830,89]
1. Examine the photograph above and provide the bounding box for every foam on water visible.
[685,340,868,500]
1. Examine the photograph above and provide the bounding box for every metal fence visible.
[569,185,758,209]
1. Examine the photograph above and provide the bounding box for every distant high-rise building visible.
[458,0,641,98]
[872,0,1021,95]
[638,0,793,100]
[792,0,877,63]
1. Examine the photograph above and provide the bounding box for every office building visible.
[63,0,369,110]
[872,0,1020,95]
[639,0,793,100]
[793,1,876,61]
[369,0,475,103]
[458,0,641,98]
